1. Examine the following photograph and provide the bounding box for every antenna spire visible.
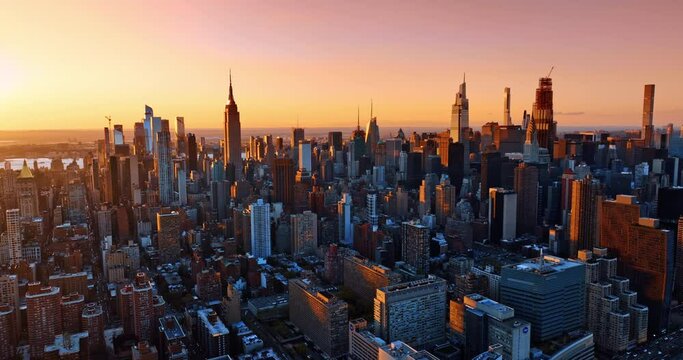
[228,69,235,103]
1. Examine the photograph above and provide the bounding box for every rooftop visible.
[198,308,229,336]
[508,255,583,275]
[158,315,186,341]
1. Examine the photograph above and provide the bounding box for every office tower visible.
[177,168,187,205]
[250,199,271,258]
[401,220,430,273]
[328,131,342,151]
[418,178,431,217]
[0,275,19,344]
[488,188,517,243]
[500,256,585,342]
[175,116,186,154]
[642,84,655,147]
[81,303,105,353]
[435,178,456,226]
[343,255,402,308]
[298,140,312,172]
[463,294,531,360]
[17,160,38,217]
[532,76,556,156]
[0,304,15,357]
[367,190,379,228]
[514,163,538,235]
[156,119,173,205]
[600,196,674,333]
[503,87,512,126]
[144,105,154,153]
[291,210,318,255]
[450,74,470,175]
[5,209,21,265]
[480,151,502,202]
[289,279,349,358]
[187,133,198,172]
[349,318,385,360]
[196,270,222,302]
[374,275,447,348]
[133,122,146,154]
[366,106,380,161]
[576,249,648,353]
[523,115,539,163]
[272,158,295,210]
[291,127,305,150]
[104,126,111,156]
[132,341,159,360]
[197,309,230,357]
[157,211,181,263]
[224,73,242,178]
[113,124,124,146]
[569,175,600,257]
[26,282,63,358]
[338,193,353,245]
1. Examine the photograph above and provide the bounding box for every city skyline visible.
[2,1,683,130]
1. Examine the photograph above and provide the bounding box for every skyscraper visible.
[435,178,456,226]
[196,309,230,358]
[298,140,312,172]
[157,211,181,263]
[499,256,585,342]
[289,279,349,358]
[523,115,539,163]
[642,84,655,147]
[366,103,380,161]
[488,188,517,243]
[374,275,447,348]
[503,87,511,126]
[569,176,600,257]
[450,75,470,175]
[514,163,538,235]
[134,122,146,155]
[272,158,295,210]
[250,199,271,258]
[131,273,155,342]
[175,116,186,154]
[5,209,21,265]
[26,283,63,358]
[338,193,353,245]
[401,220,430,273]
[290,210,318,255]
[144,105,154,153]
[17,160,38,217]
[532,76,555,156]
[224,72,242,178]
[156,119,173,205]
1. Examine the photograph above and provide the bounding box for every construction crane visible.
[547,66,555,78]
[105,116,111,130]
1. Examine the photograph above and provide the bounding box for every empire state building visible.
[224,72,242,179]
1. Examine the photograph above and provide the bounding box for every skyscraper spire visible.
[228,69,235,104]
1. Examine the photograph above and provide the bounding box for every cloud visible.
[555,111,585,116]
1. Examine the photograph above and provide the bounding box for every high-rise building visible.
[290,210,318,255]
[343,255,402,308]
[61,293,85,333]
[450,75,470,175]
[157,211,181,263]
[17,160,38,218]
[132,341,159,360]
[26,282,63,358]
[298,140,312,172]
[366,106,380,161]
[0,304,15,358]
[642,84,655,148]
[499,256,585,342]
[196,270,222,303]
[532,76,556,156]
[569,176,600,257]
[250,199,271,258]
[196,309,230,358]
[81,302,105,354]
[488,188,517,244]
[338,193,353,245]
[0,275,19,347]
[131,273,156,342]
[328,131,342,151]
[463,294,531,360]
[366,190,379,228]
[5,209,21,265]
[272,158,295,210]
[224,72,242,178]
[523,115,539,163]
[503,87,512,126]
[435,178,457,226]
[289,279,349,358]
[349,318,385,360]
[401,221,430,274]
[175,116,186,154]
[514,163,538,235]
[144,105,154,153]
[156,119,174,205]
[134,122,146,155]
[374,275,447,348]
[187,133,198,172]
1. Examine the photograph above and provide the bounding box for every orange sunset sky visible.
[1,0,682,131]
